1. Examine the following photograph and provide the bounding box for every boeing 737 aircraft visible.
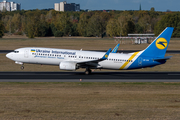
[6,27,174,74]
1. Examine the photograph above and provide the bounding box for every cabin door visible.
[138,57,142,66]
[24,49,29,58]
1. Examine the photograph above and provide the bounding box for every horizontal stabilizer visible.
[154,56,172,61]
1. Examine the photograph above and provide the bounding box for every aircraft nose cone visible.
[6,53,12,59]
[6,53,10,58]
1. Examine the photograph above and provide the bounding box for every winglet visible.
[101,48,111,60]
[112,44,120,53]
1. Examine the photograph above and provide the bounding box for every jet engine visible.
[59,62,78,71]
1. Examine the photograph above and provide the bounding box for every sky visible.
[12,0,180,11]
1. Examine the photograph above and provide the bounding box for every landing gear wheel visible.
[21,66,24,70]
[85,69,92,75]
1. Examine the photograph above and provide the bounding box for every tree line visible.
[0,9,180,38]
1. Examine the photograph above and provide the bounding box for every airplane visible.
[6,27,174,75]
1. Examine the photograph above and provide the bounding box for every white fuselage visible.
[6,47,143,70]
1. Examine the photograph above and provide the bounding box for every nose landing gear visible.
[21,66,24,70]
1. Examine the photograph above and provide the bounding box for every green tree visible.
[25,10,50,37]
[54,13,72,36]
[2,15,12,33]
[86,14,108,37]
[0,21,5,37]
[25,10,41,38]
[26,17,36,38]
[150,7,155,11]
[21,16,26,35]
[54,30,63,37]
[77,13,90,36]
[172,22,180,37]
[37,14,49,37]
[106,18,118,37]
[117,15,135,36]
[135,24,143,33]
[154,13,180,36]
[138,15,151,33]
[11,13,22,33]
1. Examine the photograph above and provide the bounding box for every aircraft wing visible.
[76,48,111,67]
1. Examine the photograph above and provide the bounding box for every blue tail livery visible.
[128,27,174,70]
[141,27,174,58]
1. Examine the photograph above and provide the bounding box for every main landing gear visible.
[85,68,92,75]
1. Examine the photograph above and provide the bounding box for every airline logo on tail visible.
[156,38,168,50]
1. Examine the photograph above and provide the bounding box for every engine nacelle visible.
[59,62,77,71]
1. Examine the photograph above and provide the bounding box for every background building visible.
[54,1,80,12]
[54,3,60,11]
[0,0,20,11]
[10,2,20,11]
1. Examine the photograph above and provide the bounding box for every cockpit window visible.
[14,51,19,53]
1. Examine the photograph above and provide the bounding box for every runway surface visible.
[1,50,180,54]
[0,72,180,82]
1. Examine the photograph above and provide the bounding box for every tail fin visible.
[141,27,174,58]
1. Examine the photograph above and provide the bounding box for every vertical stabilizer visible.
[141,27,174,58]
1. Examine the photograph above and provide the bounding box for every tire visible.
[85,69,91,75]
[21,66,24,70]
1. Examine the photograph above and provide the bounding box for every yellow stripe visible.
[119,52,140,70]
